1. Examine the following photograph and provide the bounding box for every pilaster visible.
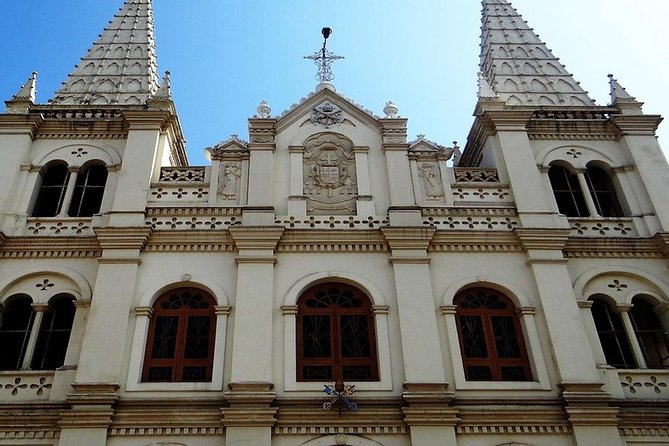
[380,118,421,225]
[58,383,119,446]
[246,118,277,224]
[225,228,282,446]
[110,111,170,227]
[611,114,669,230]
[381,228,446,383]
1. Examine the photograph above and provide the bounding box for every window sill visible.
[453,379,548,391]
[285,380,392,392]
[125,381,223,392]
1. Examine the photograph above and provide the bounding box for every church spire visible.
[479,0,594,106]
[51,0,159,105]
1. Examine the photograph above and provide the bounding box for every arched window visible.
[143,288,216,382]
[630,298,669,368]
[31,163,69,217]
[548,164,588,217]
[455,288,531,381]
[68,164,108,217]
[31,296,76,370]
[584,165,623,217]
[589,297,636,368]
[297,283,378,382]
[0,296,36,370]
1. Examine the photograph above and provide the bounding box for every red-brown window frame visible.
[142,288,216,382]
[297,283,379,382]
[455,288,532,381]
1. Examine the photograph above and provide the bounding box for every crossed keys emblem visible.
[323,382,358,416]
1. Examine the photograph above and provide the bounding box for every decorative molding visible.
[0,373,53,401]
[145,231,235,252]
[453,168,500,183]
[111,427,224,436]
[277,230,388,253]
[26,218,95,237]
[145,207,242,230]
[564,238,664,258]
[159,166,206,183]
[275,215,389,230]
[0,236,101,259]
[430,231,522,253]
[273,426,408,435]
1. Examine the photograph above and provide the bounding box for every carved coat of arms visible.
[311,101,343,128]
[303,133,357,214]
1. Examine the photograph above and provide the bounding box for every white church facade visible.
[0,0,668,445]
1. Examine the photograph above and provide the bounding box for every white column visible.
[62,300,91,367]
[57,168,79,217]
[576,170,599,217]
[22,303,48,369]
[577,300,608,367]
[618,304,646,368]
[208,158,221,205]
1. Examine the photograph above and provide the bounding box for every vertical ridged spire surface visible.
[479,0,593,106]
[51,0,158,105]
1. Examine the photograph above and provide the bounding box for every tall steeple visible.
[479,0,593,106]
[51,0,159,105]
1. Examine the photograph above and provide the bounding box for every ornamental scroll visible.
[303,133,357,214]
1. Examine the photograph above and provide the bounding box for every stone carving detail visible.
[0,375,53,400]
[303,133,357,214]
[607,279,628,292]
[275,215,389,230]
[311,102,343,128]
[569,219,636,237]
[26,219,94,237]
[159,167,206,183]
[454,168,500,183]
[621,374,668,397]
[35,279,54,291]
[453,187,510,201]
[149,186,208,201]
[418,163,444,200]
[218,163,242,199]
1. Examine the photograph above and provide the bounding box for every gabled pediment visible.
[276,84,381,132]
[205,134,249,160]
[408,135,455,160]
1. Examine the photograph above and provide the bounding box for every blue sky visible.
[1,0,667,166]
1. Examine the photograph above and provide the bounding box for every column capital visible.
[94,227,152,250]
[229,227,284,251]
[381,227,435,251]
[515,228,570,251]
[31,303,50,312]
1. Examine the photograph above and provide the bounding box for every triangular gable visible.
[276,85,381,132]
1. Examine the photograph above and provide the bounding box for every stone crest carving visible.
[311,101,343,128]
[303,133,357,214]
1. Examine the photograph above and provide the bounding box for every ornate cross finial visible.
[304,27,345,83]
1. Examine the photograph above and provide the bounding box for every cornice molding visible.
[0,113,43,137]
[609,114,664,136]
[0,236,101,259]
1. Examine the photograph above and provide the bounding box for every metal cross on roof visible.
[304,27,345,83]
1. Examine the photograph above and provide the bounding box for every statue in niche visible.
[418,163,444,200]
[303,133,357,214]
[218,163,241,199]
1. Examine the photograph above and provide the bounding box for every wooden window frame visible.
[142,288,216,382]
[31,163,70,217]
[589,297,636,368]
[584,165,624,217]
[455,288,532,381]
[548,164,589,217]
[68,164,108,217]
[297,283,379,382]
